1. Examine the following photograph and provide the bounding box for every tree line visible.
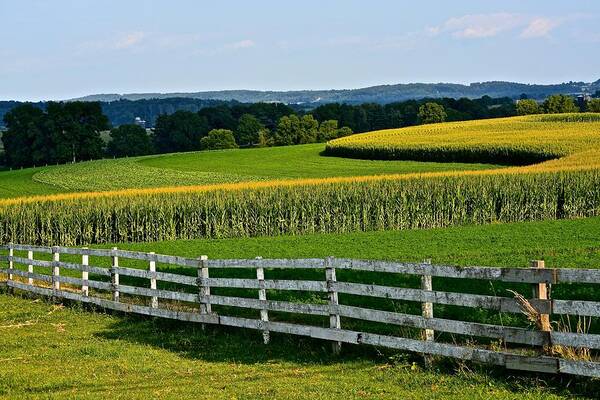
[516,94,600,115]
[3,94,599,168]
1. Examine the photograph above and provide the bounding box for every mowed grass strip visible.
[0,143,496,198]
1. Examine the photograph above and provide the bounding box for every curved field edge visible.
[325,113,600,165]
[3,115,600,206]
[24,143,496,196]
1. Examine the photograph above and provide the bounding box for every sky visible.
[1,0,599,101]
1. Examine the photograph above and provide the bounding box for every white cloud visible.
[429,13,524,39]
[114,31,146,49]
[428,13,577,40]
[520,17,562,38]
[226,39,255,50]
[156,33,204,48]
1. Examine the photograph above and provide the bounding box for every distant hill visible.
[70,79,600,105]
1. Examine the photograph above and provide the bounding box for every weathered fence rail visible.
[2,243,600,378]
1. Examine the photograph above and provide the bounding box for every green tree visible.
[587,98,600,113]
[543,94,578,114]
[200,129,238,150]
[273,115,319,145]
[1,104,48,168]
[516,99,541,115]
[236,114,265,146]
[107,124,154,157]
[256,128,272,148]
[46,102,108,164]
[154,111,209,153]
[316,120,354,142]
[2,102,108,168]
[317,120,339,142]
[298,115,319,144]
[336,126,353,138]
[417,103,447,124]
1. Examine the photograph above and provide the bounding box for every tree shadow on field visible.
[93,308,600,399]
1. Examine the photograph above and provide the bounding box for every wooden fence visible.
[2,243,600,378]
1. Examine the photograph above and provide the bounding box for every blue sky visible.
[1,0,599,101]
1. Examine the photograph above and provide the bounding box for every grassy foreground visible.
[0,293,584,400]
[4,217,600,399]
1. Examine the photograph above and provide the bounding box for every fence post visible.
[149,252,158,309]
[6,243,13,293]
[8,243,14,281]
[27,250,34,286]
[198,255,211,328]
[52,246,60,294]
[111,247,119,302]
[255,256,270,344]
[81,247,89,296]
[325,256,342,355]
[421,259,434,342]
[531,260,551,349]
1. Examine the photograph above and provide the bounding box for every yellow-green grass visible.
[0,144,496,198]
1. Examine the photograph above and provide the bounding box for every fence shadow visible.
[93,308,600,398]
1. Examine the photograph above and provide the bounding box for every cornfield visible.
[2,114,600,246]
[1,170,600,245]
[325,114,600,166]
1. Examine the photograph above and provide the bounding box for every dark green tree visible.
[198,105,237,131]
[417,102,447,124]
[154,111,209,153]
[200,129,238,150]
[1,105,48,168]
[107,124,154,157]
[236,114,265,146]
[45,102,108,164]
[2,102,108,168]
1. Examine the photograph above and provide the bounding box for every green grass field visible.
[0,144,499,198]
[3,217,600,399]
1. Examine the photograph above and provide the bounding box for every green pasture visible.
[2,217,600,399]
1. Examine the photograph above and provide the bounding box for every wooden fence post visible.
[256,256,270,344]
[198,255,211,329]
[532,260,551,350]
[325,256,342,355]
[111,247,119,302]
[81,247,89,296]
[421,259,434,342]
[27,250,34,286]
[7,243,14,281]
[6,243,13,293]
[52,246,60,294]
[149,252,158,309]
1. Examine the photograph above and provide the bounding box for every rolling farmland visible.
[2,114,600,245]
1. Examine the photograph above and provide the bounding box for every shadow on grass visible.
[91,305,600,398]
